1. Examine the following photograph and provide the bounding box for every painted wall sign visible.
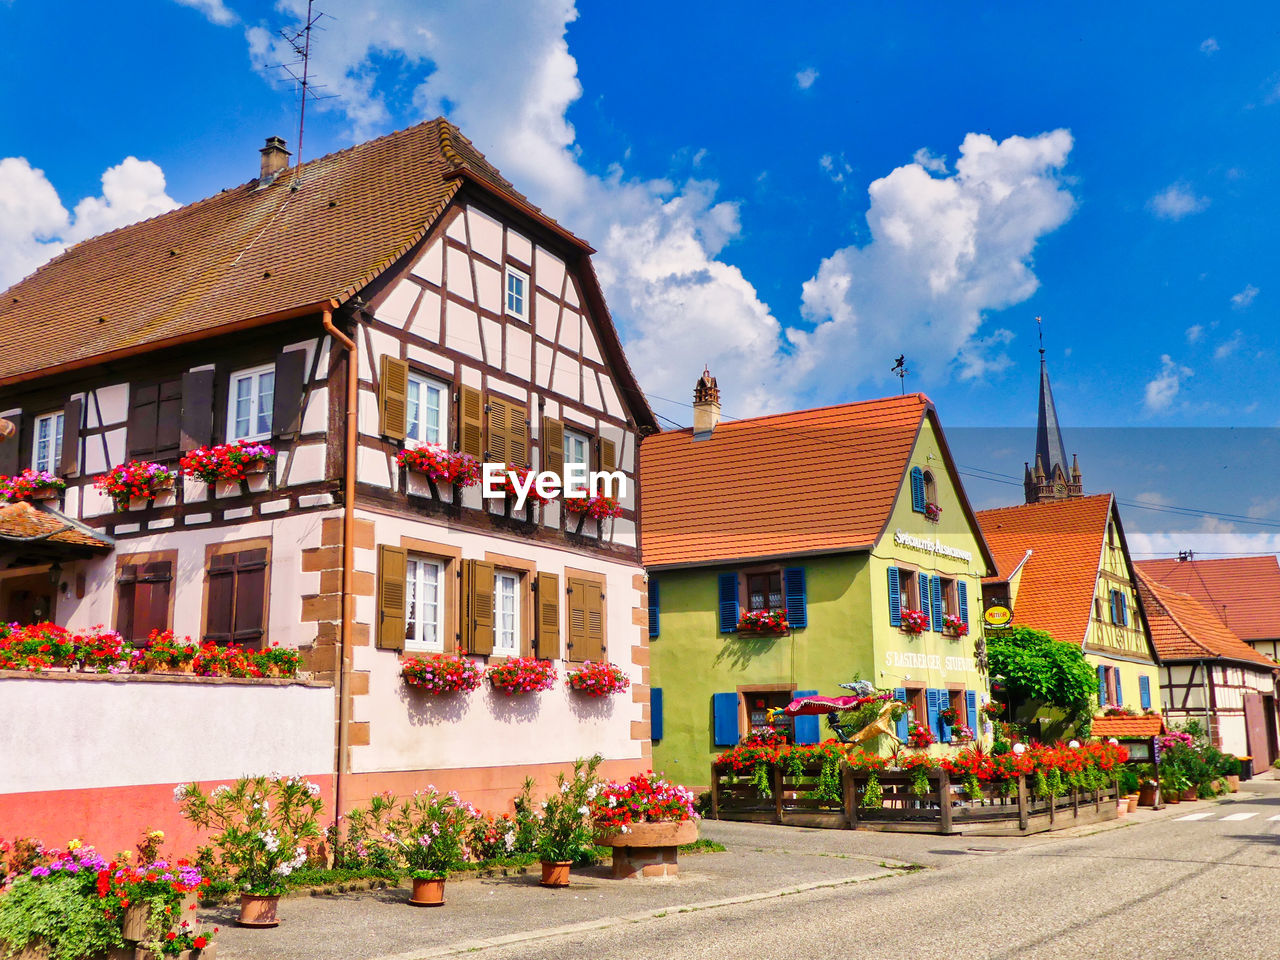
[893,529,973,565]
[984,605,1012,626]
[884,650,978,674]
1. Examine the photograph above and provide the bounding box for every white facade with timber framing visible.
[0,119,659,847]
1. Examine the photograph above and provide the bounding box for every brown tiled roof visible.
[1092,715,1165,738]
[639,394,992,569]
[1135,556,1280,642]
[975,495,1115,644]
[1136,569,1277,669]
[0,502,112,550]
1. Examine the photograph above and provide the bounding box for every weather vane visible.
[1036,315,1045,357]
[891,355,908,394]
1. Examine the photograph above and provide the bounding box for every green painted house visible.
[638,374,998,789]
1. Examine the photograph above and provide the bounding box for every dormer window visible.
[505,266,529,320]
[228,364,275,442]
[32,411,64,474]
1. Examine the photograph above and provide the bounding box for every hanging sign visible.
[984,605,1012,627]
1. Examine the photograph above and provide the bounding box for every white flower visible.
[586,786,598,800]
[1068,740,1080,749]
[1012,743,1026,755]
[559,783,570,794]
[503,831,516,852]
[212,785,231,797]
[172,785,187,802]
[577,805,589,816]
[607,796,617,808]
[1109,738,1119,746]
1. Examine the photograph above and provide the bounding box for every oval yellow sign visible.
[984,605,1012,626]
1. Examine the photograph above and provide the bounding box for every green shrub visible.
[0,874,124,960]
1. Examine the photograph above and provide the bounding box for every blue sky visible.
[2,0,1278,551]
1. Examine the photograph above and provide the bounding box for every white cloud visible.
[1231,283,1258,308]
[1128,516,1280,563]
[1185,324,1204,343]
[1143,354,1193,412]
[0,157,178,291]
[1247,496,1280,520]
[793,130,1076,394]
[1200,37,1219,55]
[1149,182,1210,220]
[1135,490,1175,507]
[795,67,819,90]
[818,153,852,184]
[172,0,237,25]
[1214,330,1244,360]
[911,148,948,174]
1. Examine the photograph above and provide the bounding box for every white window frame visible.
[564,428,591,474]
[227,364,275,442]
[505,266,529,321]
[407,373,449,446]
[494,570,520,655]
[32,411,64,474]
[405,555,445,653]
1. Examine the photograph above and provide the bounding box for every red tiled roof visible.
[975,495,1115,644]
[1135,556,1280,642]
[1135,569,1278,669]
[1092,715,1165,738]
[0,502,112,550]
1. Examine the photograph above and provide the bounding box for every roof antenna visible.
[891,355,908,394]
[1177,549,1194,562]
[272,0,338,174]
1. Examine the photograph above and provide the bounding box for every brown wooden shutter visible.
[204,553,236,643]
[0,412,20,475]
[459,559,473,651]
[598,437,617,473]
[135,561,173,640]
[566,577,587,660]
[115,564,138,639]
[487,397,510,463]
[377,544,408,650]
[535,572,560,658]
[470,559,495,655]
[155,380,182,460]
[127,384,159,458]
[273,350,308,441]
[542,417,564,481]
[582,580,606,662]
[378,355,409,441]
[232,549,268,647]
[180,369,216,452]
[60,398,83,477]
[508,403,528,467]
[459,386,483,457]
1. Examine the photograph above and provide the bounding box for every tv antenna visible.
[272,0,337,171]
[891,355,908,394]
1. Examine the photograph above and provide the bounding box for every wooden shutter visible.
[566,577,587,660]
[469,559,495,655]
[273,350,308,441]
[957,580,969,626]
[581,580,605,662]
[647,579,660,638]
[793,689,820,744]
[459,386,483,457]
[155,380,183,459]
[507,402,528,467]
[487,397,510,462]
[651,688,664,742]
[115,564,138,639]
[1096,665,1107,706]
[910,467,926,512]
[925,688,942,741]
[929,576,944,631]
[60,398,83,477]
[135,561,173,640]
[376,544,408,650]
[127,384,160,458]
[783,567,807,629]
[965,690,978,732]
[0,412,20,476]
[1139,675,1152,710]
[379,355,409,441]
[542,417,564,480]
[712,692,740,746]
[597,437,617,473]
[1115,672,1124,708]
[204,553,236,643]
[717,572,739,634]
[887,567,902,626]
[180,369,216,452]
[536,571,560,657]
[232,549,268,646]
[893,688,909,741]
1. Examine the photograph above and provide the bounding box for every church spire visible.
[1025,318,1083,504]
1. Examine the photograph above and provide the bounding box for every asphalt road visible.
[473,783,1280,960]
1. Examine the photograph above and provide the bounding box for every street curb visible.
[362,867,906,960]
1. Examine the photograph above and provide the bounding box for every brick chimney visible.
[259,136,291,183]
[692,366,721,439]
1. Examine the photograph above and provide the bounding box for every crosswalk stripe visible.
[1268,814,1280,821]
[1173,813,1213,821]
[1222,812,1258,821]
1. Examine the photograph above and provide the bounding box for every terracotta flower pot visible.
[1162,791,1181,804]
[540,860,571,888]
[1227,775,1240,792]
[1181,787,1198,802]
[30,488,59,503]
[409,877,446,906]
[1126,796,1139,813]
[237,893,280,928]
[1138,785,1157,807]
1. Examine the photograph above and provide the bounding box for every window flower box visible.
[496,467,551,505]
[924,501,942,522]
[395,444,480,487]
[943,613,968,637]
[950,723,976,745]
[565,661,630,698]
[900,608,929,635]
[486,656,557,695]
[401,654,484,694]
[907,721,936,749]
[0,469,65,504]
[179,441,277,485]
[736,609,789,636]
[129,630,198,674]
[93,461,178,512]
[564,494,622,520]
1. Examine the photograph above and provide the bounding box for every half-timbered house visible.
[0,120,658,847]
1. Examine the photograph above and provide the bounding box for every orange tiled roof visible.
[0,502,112,550]
[639,394,989,569]
[975,495,1115,644]
[1135,556,1280,642]
[1136,569,1278,669]
[1092,715,1165,738]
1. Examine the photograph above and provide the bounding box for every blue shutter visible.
[783,566,808,629]
[651,688,664,741]
[1096,665,1107,706]
[926,689,942,741]
[717,573,739,634]
[1139,675,1151,710]
[937,691,953,743]
[648,580,660,638]
[888,567,902,626]
[966,690,978,732]
[930,576,944,631]
[1115,672,1123,707]
[957,580,969,626]
[1108,590,1117,624]
[1118,592,1128,627]
[712,692,740,746]
[792,689,819,744]
[893,688,909,741]
[910,467,926,512]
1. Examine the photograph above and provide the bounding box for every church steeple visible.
[1024,319,1084,504]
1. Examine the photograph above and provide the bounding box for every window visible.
[494,570,520,655]
[564,428,590,475]
[922,470,936,503]
[32,411,63,474]
[406,373,448,445]
[898,569,919,610]
[116,559,173,642]
[405,555,444,652]
[1109,589,1129,626]
[907,687,927,727]
[747,691,794,740]
[1094,597,1104,621]
[227,365,275,441]
[747,571,783,612]
[505,266,529,319]
[940,577,956,616]
[204,547,269,646]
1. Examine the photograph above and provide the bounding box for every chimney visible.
[692,366,721,439]
[259,136,291,184]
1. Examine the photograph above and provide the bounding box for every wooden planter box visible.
[597,820,698,879]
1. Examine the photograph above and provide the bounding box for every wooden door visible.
[1243,693,1270,775]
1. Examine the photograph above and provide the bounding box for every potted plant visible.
[175,774,324,927]
[907,722,936,750]
[592,772,699,879]
[1221,754,1242,792]
[131,630,199,674]
[401,654,484,694]
[736,609,790,636]
[395,444,481,488]
[179,440,277,485]
[1160,767,1189,804]
[938,705,960,728]
[564,493,622,521]
[924,501,942,522]
[565,661,631,698]
[253,642,302,678]
[0,468,66,504]
[900,608,930,635]
[389,787,473,906]
[93,461,178,511]
[535,755,603,887]
[487,656,558,695]
[942,613,968,637]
